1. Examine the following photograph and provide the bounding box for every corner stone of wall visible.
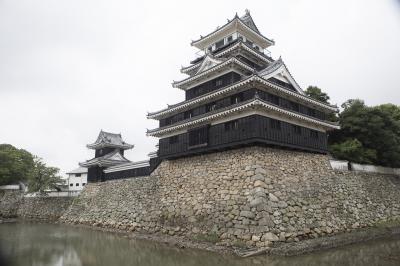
[0,190,24,218]
[17,197,74,221]
[60,146,400,248]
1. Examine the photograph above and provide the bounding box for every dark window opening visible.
[184,111,192,119]
[215,79,223,87]
[293,125,302,135]
[215,39,225,49]
[270,119,281,130]
[189,126,208,147]
[291,102,300,112]
[165,117,172,126]
[227,35,233,43]
[231,93,243,104]
[308,108,316,117]
[225,120,239,131]
[310,130,319,139]
[246,39,253,46]
[82,183,86,186]
[69,183,73,187]
[268,94,280,105]
[207,46,212,52]
[206,102,216,112]
[76,183,79,186]
[75,173,81,177]
[169,135,179,144]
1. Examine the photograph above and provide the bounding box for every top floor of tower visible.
[191,10,274,53]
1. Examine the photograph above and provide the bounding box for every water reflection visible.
[0,222,400,266]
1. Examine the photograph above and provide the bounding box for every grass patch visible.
[232,240,247,248]
[374,217,400,228]
[192,232,219,243]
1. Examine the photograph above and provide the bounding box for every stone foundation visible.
[0,190,23,218]
[60,146,400,248]
[0,190,73,221]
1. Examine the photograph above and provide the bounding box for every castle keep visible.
[147,10,339,159]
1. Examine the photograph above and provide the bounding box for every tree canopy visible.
[0,144,63,191]
[27,157,63,193]
[305,86,331,104]
[0,144,34,185]
[329,100,400,167]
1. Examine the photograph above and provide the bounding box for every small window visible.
[207,46,212,52]
[215,79,223,87]
[82,183,86,186]
[231,93,243,104]
[246,39,253,46]
[184,110,192,119]
[76,183,79,186]
[69,183,73,187]
[206,102,216,112]
[310,130,319,139]
[165,117,172,125]
[291,102,300,112]
[215,39,225,49]
[268,94,280,105]
[169,135,179,144]
[227,35,233,43]
[75,173,81,177]
[292,125,302,135]
[270,119,281,130]
[224,120,239,131]
[308,108,316,117]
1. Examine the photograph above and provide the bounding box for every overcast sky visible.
[1,0,399,175]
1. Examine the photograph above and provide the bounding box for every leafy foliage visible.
[0,144,63,192]
[329,100,400,167]
[305,86,331,104]
[0,144,34,185]
[329,139,376,164]
[305,86,338,122]
[27,157,63,194]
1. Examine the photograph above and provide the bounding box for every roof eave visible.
[147,99,339,137]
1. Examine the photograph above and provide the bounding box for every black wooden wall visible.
[87,166,105,182]
[160,88,326,127]
[185,72,241,100]
[104,166,150,181]
[158,114,328,158]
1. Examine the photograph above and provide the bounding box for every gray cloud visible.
[1,0,399,175]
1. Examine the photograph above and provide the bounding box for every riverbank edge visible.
[3,217,400,257]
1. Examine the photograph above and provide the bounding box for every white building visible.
[66,167,88,191]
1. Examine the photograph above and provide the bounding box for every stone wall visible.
[0,190,73,221]
[0,190,23,218]
[17,197,73,220]
[60,146,400,248]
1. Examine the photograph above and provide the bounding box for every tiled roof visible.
[79,150,130,167]
[87,130,134,150]
[66,167,87,174]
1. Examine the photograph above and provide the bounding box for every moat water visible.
[1,222,400,266]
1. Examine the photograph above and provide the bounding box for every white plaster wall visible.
[67,173,87,191]
[329,160,349,171]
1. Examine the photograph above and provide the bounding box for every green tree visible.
[27,157,63,194]
[305,86,331,104]
[329,139,376,164]
[305,85,338,122]
[329,99,400,167]
[0,144,34,185]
